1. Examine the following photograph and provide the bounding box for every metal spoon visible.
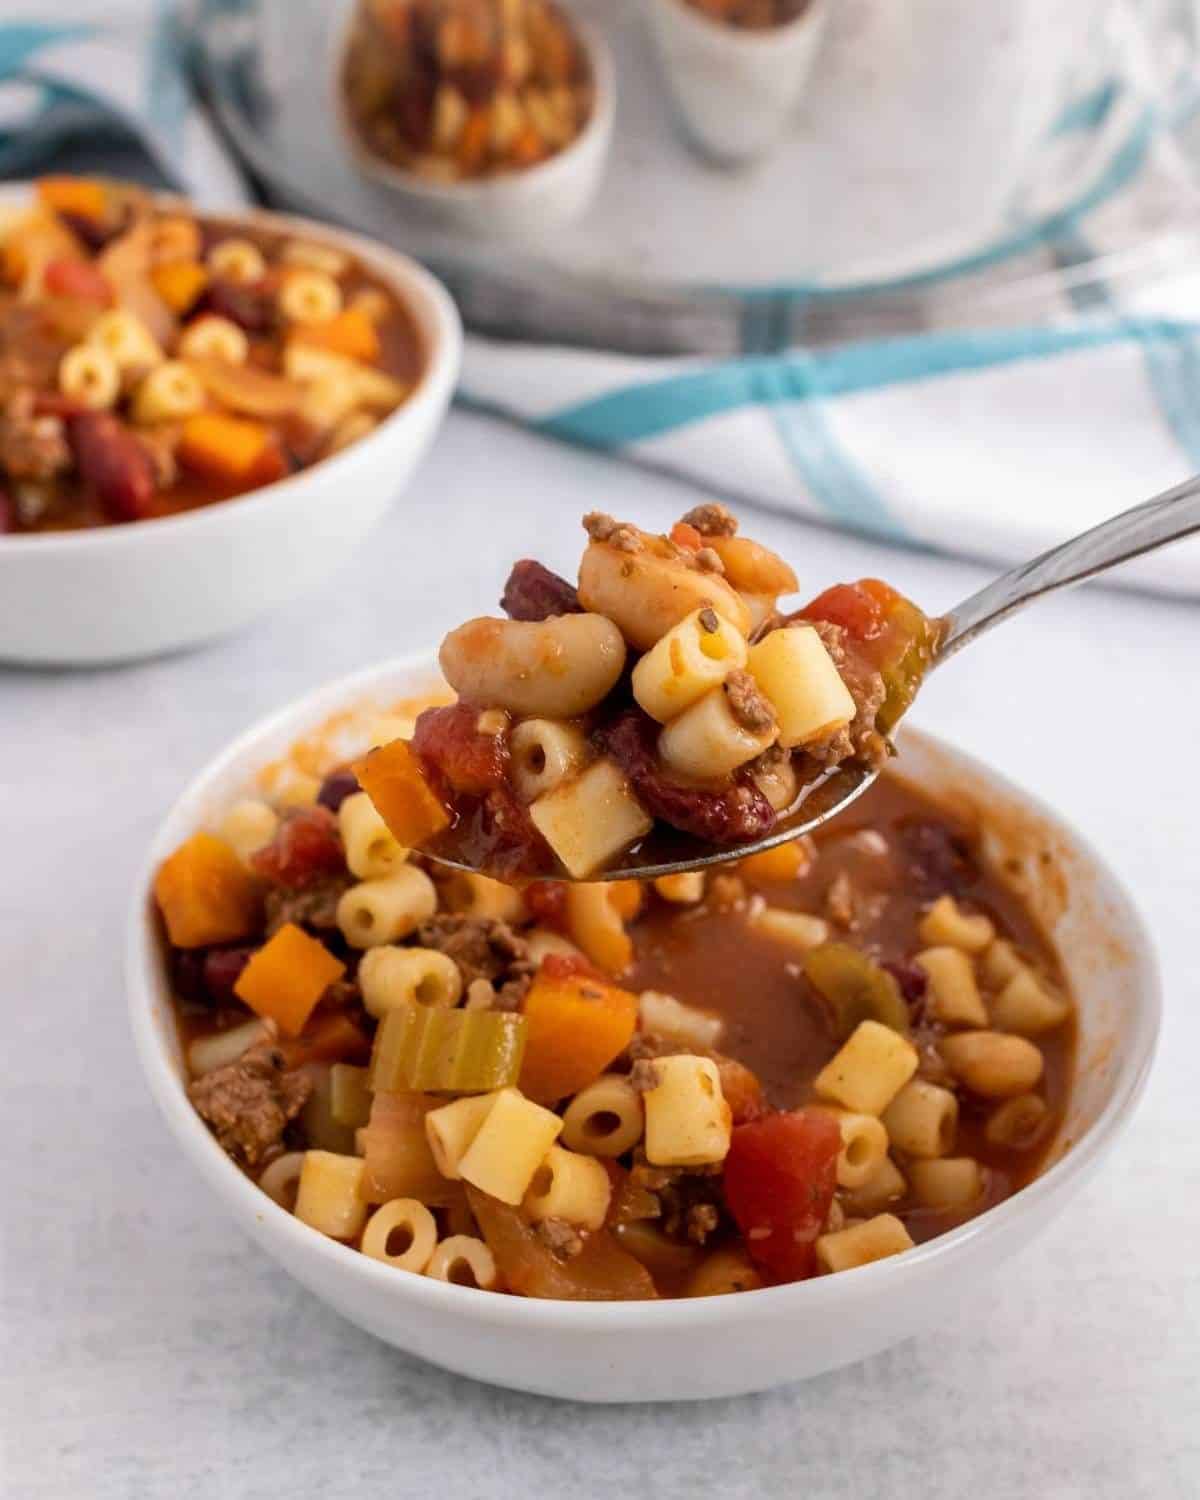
[437,475,1200,882]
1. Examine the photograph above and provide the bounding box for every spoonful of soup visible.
[354,478,1200,881]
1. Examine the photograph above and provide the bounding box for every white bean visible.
[438,614,626,717]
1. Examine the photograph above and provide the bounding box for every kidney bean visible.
[525,880,568,929]
[412,702,509,796]
[316,767,360,814]
[251,807,345,890]
[197,279,275,334]
[599,709,777,845]
[500,559,580,621]
[56,207,128,252]
[172,944,255,1007]
[68,412,157,522]
[898,818,977,898]
[881,959,928,1009]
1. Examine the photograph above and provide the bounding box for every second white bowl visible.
[127,651,1160,1402]
[0,194,461,667]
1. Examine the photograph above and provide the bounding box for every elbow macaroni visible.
[658,685,777,780]
[522,1146,612,1230]
[529,759,652,880]
[336,864,438,948]
[815,1213,914,1273]
[559,1075,644,1157]
[631,606,748,723]
[746,626,856,749]
[881,1080,959,1158]
[814,1020,919,1116]
[358,944,463,1017]
[457,1088,564,1204]
[339,790,408,879]
[509,718,589,802]
[641,1055,732,1167]
[916,946,988,1027]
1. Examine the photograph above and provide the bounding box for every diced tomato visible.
[538,951,605,984]
[670,520,703,551]
[43,257,111,305]
[524,879,568,929]
[723,1108,840,1283]
[411,702,509,797]
[800,581,890,642]
[714,1056,765,1125]
[250,806,344,889]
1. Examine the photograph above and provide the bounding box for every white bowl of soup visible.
[126,649,1159,1401]
[0,181,460,665]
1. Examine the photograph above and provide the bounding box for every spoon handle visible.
[939,472,1200,659]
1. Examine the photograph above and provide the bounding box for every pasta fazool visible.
[157,705,1074,1301]
[354,505,943,879]
[0,176,421,533]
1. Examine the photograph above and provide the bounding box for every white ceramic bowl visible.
[647,0,829,165]
[127,651,1160,1402]
[333,12,615,238]
[0,195,461,667]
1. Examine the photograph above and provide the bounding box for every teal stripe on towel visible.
[0,22,95,74]
[536,319,1198,452]
[750,356,903,537]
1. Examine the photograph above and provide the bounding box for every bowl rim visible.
[127,648,1162,1332]
[0,186,462,553]
[331,13,616,206]
[652,0,829,49]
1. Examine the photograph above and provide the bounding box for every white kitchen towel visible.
[3,1,1200,595]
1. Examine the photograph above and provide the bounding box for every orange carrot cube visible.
[37,176,108,222]
[154,832,261,948]
[353,739,449,849]
[739,841,808,883]
[178,412,272,484]
[293,308,380,363]
[519,962,638,1104]
[234,922,346,1037]
[151,259,209,314]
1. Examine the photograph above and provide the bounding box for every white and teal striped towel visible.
[3,2,1200,595]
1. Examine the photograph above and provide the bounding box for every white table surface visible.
[2,411,1198,1499]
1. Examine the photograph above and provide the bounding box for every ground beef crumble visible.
[415,914,534,1006]
[582,511,642,552]
[188,1044,311,1167]
[264,874,352,937]
[723,669,776,733]
[536,1217,584,1259]
[806,619,889,768]
[628,1151,725,1245]
[680,501,737,537]
[0,390,70,481]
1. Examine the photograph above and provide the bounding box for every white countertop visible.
[2,412,1197,1498]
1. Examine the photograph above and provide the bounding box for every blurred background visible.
[6,0,1200,591]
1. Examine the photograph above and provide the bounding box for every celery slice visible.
[804,943,909,1038]
[369,1005,527,1093]
[330,1063,372,1127]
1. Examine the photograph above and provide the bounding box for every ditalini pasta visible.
[349,505,942,879]
[159,691,1076,1301]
